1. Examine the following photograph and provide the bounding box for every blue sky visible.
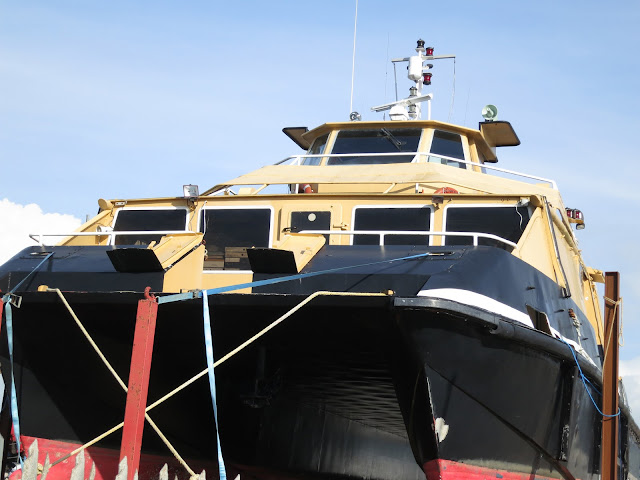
[1,1,639,410]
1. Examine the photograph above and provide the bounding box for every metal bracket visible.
[6,294,22,309]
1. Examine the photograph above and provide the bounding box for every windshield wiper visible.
[381,128,406,150]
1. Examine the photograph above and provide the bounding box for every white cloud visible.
[0,199,81,265]
[621,356,640,423]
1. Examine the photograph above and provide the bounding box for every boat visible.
[0,39,638,480]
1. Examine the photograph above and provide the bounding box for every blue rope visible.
[1,251,53,467]
[202,290,227,480]
[9,252,54,294]
[559,337,620,418]
[159,250,438,304]
[2,301,23,469]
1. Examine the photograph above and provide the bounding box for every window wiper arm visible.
[381,128,406,150]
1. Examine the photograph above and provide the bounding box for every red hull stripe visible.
[424,459,561,480]
[11,436,220,480]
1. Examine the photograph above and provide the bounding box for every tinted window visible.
[430,130,464,159]
[354,207,431,245]
[200,209,271,270]
[328,129,421,165]
[113,209,187,245]
[302,134,329,165]
[291,211,331,241]
[444,206,530,249]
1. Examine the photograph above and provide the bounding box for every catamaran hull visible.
[1,292,638,480]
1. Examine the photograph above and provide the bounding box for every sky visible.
[1,1,639,417]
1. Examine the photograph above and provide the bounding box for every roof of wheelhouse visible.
[284,119,519,164]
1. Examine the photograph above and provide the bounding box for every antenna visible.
[375,40,455,121]
[349,0,359,117]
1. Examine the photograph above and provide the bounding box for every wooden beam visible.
[119,288,158,480]
[601,272,620,480]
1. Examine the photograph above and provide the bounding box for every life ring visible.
[434,187,459,194]
[299,184,314,194]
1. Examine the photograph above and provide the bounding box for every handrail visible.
[29,230,196,246]
[298,229,518,249]
[274,152,557,189]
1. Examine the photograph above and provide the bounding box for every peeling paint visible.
[434,417,449,443]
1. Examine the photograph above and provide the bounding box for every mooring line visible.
[59,291,388,474]
[48,289,196,477]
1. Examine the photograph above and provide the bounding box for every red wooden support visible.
[601,272,620,480]
[119,287,158,480]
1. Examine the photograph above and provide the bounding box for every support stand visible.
[601,272,620,480]
[119,288,158,480]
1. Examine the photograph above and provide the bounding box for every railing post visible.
[120,287,158,480]
[601,272,620,480]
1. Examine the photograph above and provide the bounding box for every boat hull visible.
[0,245,638,479]
[2,292,638,480]
[393,297,606,480]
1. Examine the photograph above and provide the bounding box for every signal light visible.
[565,208,586,229]
[426,46,434,56]
[423,72,432,85]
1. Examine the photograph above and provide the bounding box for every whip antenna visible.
[349,0,358,116]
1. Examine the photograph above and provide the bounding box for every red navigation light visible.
[426,47,434,56]
[574,209,583,220]
[423,72,432,85]
[565,208,575,218]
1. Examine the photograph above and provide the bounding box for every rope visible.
[559,336,620,418]
[159,250,449,305]
[48,289,196,478]
[202,291,226,480]
[2,300,23,469]
[61,291,388,470]
[1,250,54,468]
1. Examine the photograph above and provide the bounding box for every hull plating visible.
[2,291,638,480]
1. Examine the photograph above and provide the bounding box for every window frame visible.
[325,128,424,166]
[110,206,190,246]
[423,129,471,168]
[350,204,435,246]
[442,203,532,248]
[197,205,275,274]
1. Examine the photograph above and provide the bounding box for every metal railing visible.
[274,152,558,189]
[298,229,518,249]
[29,230,196,246]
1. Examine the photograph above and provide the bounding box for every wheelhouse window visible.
[353,206,432,245]
[427,130,466,168]
[327,128,421,165]
[113,208,188,246]
[443,205,530,249]
[200,207,273,270]
[301,134,329,165]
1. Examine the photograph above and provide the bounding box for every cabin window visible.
[443,205,530,249]
[327,128,421,165]
[302,134,329,165]
[353,206,432,245]
[112,208,188,245]
[427,130,466,168]
[200,207,273,270]
[290,211,331,241]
